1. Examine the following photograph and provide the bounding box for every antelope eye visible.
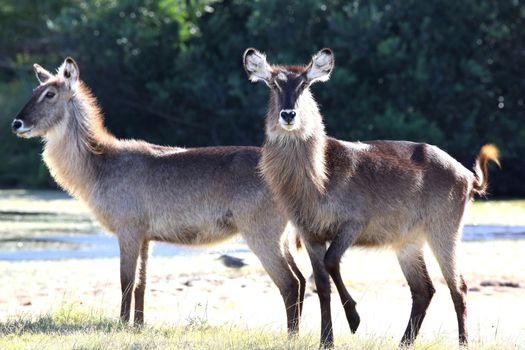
[296,81,308,91]
[45,91,56,98]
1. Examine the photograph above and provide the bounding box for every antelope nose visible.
[279,110,296,124]
[11,119,23,132]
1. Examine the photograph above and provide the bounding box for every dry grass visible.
[0,306,520,350]
[468,199,525,225]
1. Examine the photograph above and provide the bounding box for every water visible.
[0,224,524,261]
[1,190,524,261]
[0,233,251,261]
[463,224,525,241]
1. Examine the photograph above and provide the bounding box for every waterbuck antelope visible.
[243,48,500,347]
[11,57,306,333]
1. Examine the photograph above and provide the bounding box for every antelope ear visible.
[243,48,272,84]
[305,48,334,83]
[58,57,80,90]
[33,64,53,85]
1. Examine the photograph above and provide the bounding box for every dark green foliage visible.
[0,0,523,195]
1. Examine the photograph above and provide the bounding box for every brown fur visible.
[12,58,306,334]
[243,48,500,347]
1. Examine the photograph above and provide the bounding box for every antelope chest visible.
[291,202,340,242]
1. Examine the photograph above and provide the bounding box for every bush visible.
[0,0,523,195]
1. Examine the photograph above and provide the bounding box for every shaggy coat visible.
[11,58,306,333]
[243,48,499,347]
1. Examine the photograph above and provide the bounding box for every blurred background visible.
[0,0,523,195]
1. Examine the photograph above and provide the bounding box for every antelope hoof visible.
[399,337,415,348]
[133,317,145,328]
[349,310,360,333]
[320,339,334,349]
[320,331,334,349]
[459,335,468,347]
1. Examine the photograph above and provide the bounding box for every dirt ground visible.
[1,239,524,345]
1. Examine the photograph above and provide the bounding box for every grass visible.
[0,189,98,252]
[468,199,525,225]
[0,189,88,214]
[0,306,519,350]
[0,306,322,350]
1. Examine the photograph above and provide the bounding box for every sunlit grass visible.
[0,189,99,251]
[0,190,96,237]
[468,199,525,225]
[0,306,519,350]
[0,306,316,350]
[0,189,87,214]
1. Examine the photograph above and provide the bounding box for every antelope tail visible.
[472,144,500,196]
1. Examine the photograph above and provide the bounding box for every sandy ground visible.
[1,239,524,345]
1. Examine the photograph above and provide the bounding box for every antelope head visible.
[243,48,334,139]
[11,57,80,138]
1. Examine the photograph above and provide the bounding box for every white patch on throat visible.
[44,113,68,143]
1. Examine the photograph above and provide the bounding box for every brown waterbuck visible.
[11,57,306,333]
[243,48,500,347]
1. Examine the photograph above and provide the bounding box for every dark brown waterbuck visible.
[11,57,306,333]
[243,48,500,347]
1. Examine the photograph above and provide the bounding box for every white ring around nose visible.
[12,119,23,129]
